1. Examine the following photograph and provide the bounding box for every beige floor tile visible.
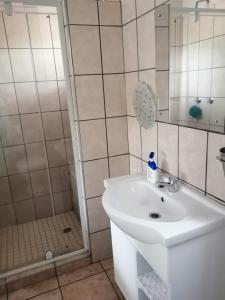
[106,269,125,300]
[56,256,91,275]
[101,257,113,270]
[8,277,58,300]
[61,272,119,300]
[31,289,62,300]
[58,262,103,286]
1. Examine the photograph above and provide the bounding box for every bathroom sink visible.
[102,175,225,246]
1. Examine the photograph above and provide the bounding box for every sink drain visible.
[149,212,161,219]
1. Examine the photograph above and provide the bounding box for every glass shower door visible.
[0,1,83,274]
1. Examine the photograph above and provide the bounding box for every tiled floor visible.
[5,257,125,300]
[0,211,83,273]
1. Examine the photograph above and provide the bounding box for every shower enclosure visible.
[0,0,88,276]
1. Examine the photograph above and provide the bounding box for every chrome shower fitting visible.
[194,0,209,22]
[3,0,13,16]
[216,147,225,176]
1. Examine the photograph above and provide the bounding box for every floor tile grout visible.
[104,269,121,300]
[6,258,124,300]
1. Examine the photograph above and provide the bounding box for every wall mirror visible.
[155,0,225,134]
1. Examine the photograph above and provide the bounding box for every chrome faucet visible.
[156,176,179,193]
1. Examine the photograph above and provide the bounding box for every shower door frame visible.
[0,0,90,279]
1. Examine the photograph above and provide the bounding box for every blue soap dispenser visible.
[147,152,159,183]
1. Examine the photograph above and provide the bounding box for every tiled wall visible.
[170,2,225,130]
[65,0,129,261]
[123,0,225,206]
[0,11,75,228]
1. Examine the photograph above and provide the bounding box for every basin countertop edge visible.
[103,174,225,247]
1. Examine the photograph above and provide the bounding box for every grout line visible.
[58,270,106,288]
[104,268,123,300]
[54,263,64,300]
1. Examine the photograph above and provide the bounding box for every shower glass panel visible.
[0,2,83,274]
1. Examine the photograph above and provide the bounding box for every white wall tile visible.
[27,14,52,48]
[0,14,7,48]
[200,16,214,40]
[0,177,12,205]
[83,158,109,198]
[21,113,43,143]
[9,173,32,202]
[90,229,112,262]
[158,123,178,177]
[136,0,154,17]
[213,36,225,68]
[4,13,29,48]
[207,132,225,201]
[75,75,105,120]
[46,139,67,167]
[0,50,13,83]
[155,5,169,27]
[32,49,56,81]
[155,27,169,70]
[0,204,16,228]
[0,84,18,116]
[67,0,98,25]
[156,71,169,110]
[121,0,136,24]
[101,27,124,73]
[199,39,213,69]
[0,116,23,146]
[179,127,207,190]
[125,72,138,116]
[130,155,143,174]
[123,21,138,72]
[106,117,128,156]
[26,142,47,171]
[99,1,121,26]
[80,119,107,161]
[128,117,141,158]
[42,112,64,140]
[0,148,7,177]
[10,49,34,82]
[214,16,225,36]
[104,74,126,117]
[212,68,225,97]
[54,49,64,80]
[4,145,28,175]
[137,11,155,69]
[70,25,101,75]
[16,82,39,114]
[109,155,130,177]
[141,124,157,162]
[37,81,60,112]
[87,196,110,233]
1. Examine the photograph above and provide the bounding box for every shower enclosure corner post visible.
[56,0,90,254]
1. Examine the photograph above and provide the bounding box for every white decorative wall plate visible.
[133,81,157,129]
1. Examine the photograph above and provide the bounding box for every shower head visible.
[3,0,13,16]
[194,0,209,22]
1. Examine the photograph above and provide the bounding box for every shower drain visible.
[63,227,72,233]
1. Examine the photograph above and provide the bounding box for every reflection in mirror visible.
[165,0,225,134]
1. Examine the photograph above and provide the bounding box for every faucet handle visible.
[168,176,179,193]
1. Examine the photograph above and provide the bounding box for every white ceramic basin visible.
[102,175,225,246]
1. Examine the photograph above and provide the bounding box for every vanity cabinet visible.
[111,221,225,300]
